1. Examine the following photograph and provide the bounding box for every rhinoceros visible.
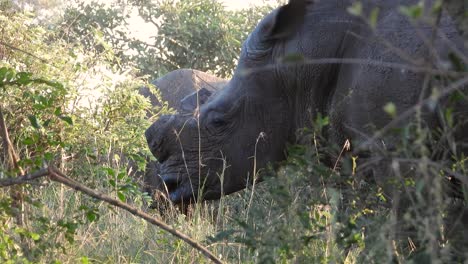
[138,69,226,196]
[145,0,467,204]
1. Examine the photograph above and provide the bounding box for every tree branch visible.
[0,168,49,187]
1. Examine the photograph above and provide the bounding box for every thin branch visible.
[0,41,48,64]
[0,168,49,187]
[47,167,224,264]
[0,106,26,227]
[0,106,24,175]
[242,57,465,78]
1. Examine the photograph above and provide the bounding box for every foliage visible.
[0,9,166,262]
[59,1,130,62]
[131,0,269,78]
[59,0,271,79]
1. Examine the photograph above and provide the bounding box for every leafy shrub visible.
[59,0,271,79]
[0,9,169,262]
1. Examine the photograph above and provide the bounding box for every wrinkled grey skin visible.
[145,0,467,204]
[138,69,226,195]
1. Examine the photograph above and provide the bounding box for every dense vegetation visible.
[0,0,467,263]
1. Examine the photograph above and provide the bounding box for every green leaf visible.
[43,119,52,127]
[383,102,397,118]
[80,257,90,264]
[30,232,40,241]
[400,4,423,19]
[28,115,41,129]
[117,171,126,180]
[103,167,115,177]
[16,72,33,85]
[23,137,34,145]
[117,192,126,202]
[108,179,116,187]
[44,152,54,161]
[0,67,8,80]
[32,104,47,110]
[444,108,454,128]
[0,67,15,82]
[54,107,62,116]
[86,211,97,222]
[369,8,379,29]
[59,115,73,125]
[347,2,363,17]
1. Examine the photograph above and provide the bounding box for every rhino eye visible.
[211,116,226,127]
[206,111,227,128]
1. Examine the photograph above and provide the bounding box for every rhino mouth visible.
[158,173,196,204]
[159,170,223,204]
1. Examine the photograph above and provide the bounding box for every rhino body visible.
[145,0,467,204]
[139,69,226,195]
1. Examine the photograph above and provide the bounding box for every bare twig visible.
[47,167,223,264]
[0,106,25,227]
[0,107,24,175]
[0,41,48,64]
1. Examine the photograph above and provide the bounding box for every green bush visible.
[0,9,168,262]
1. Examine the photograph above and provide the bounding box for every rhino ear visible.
[179,88,213,113]
[267,0,308,40]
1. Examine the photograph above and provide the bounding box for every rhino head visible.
[145,80,291,203]
[145,0,308,203]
